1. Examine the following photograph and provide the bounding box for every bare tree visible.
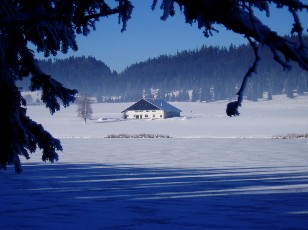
[76,94,94,124]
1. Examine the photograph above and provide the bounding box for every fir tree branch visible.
[226,37,261,116]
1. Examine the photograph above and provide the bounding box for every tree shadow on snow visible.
[1,163,308,229]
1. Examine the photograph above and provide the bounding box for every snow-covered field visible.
[1,95,308,229]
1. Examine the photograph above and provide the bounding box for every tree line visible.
[19,38,308,103]
[3,0,307,172]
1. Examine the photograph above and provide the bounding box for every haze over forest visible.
[21,36,308,103]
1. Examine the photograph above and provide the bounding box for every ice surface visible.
[1,95,308,229]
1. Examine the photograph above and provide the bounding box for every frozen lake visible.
[1,95,308,229]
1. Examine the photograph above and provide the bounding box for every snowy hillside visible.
[1,95,308,229]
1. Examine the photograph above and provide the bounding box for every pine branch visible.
[156,0,308,116]
[0,7,120,27]
[226,37,261,116]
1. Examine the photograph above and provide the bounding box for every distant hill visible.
[19,39,308,103]
[118,43,308,102]
[18,56,117,100]
[38,56,118,97]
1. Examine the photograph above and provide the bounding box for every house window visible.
[153,115,155,118]
[160,115,162,118]
[145,115,148,118]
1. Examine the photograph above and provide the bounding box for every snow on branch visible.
[20,107,62,164]
[30,73,77,114]
[0,0,135,173]
[18,48,78,114]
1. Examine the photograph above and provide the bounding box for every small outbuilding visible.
[122,98,181,119]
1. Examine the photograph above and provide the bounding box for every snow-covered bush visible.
[272,133,308,139]
[105,134,171,138]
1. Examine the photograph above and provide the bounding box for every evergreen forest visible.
[20,39,308,103]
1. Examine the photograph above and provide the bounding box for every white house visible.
[122,98,181,119]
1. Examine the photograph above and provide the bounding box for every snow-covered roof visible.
[122,98,181,113]
[146,99,182,113]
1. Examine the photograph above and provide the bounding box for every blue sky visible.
[36,0,308,72]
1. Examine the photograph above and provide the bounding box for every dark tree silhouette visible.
[0,0,133,173]
[1,0,307,172]
[152,0,308,115]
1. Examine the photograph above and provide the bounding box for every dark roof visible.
[146,99,182,112]
[122,99,181,113]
